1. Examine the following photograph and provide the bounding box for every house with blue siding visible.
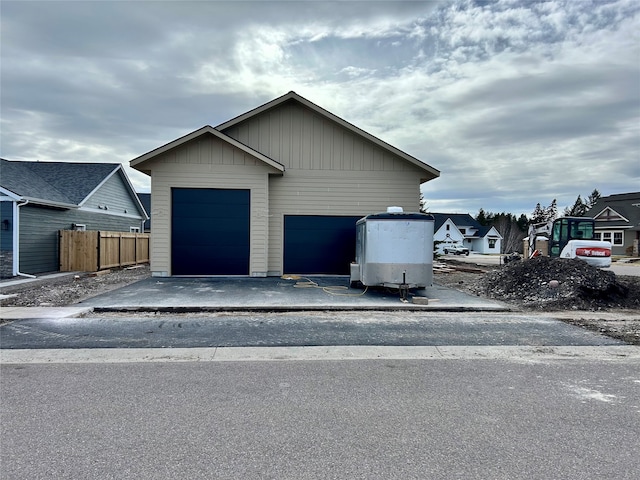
[0,159,148,277]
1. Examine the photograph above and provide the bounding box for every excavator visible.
[528,216,611,268]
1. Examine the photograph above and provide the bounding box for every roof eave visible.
[21,197,79,209]
[130,126,284,173]
[77,165,149,220]
[0,186,22,200]
[216,91,440,179]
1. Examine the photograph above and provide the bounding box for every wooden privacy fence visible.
[59,230,150,272]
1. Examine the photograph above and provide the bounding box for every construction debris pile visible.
[473,256,639,311]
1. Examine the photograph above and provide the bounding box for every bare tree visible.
[475,211,526,254]
[492,214,525,253]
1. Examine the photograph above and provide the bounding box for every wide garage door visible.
[284,215,362,275]
[172,188,249,275]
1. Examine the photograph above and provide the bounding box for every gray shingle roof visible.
[1,159,119,206]
[586,192,640,229]
[430,213,482,232]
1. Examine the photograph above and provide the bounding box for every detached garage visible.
[131,91,440,277]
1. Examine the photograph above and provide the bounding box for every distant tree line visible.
[487,189,601,253]
[420,189,601,254]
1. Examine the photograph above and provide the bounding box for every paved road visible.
[0,311,623,349]
[2,358,639,480]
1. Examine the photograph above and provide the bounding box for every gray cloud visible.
[1,0,637,215]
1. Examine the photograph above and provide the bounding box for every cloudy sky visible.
[1,0,638,217]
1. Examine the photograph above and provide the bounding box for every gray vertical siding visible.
[84,171,144,217]
[19,205,144,274]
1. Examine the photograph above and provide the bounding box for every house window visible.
[488,239,496,248]
[446,224,450,231]
[130,226,140,233]
[73,224,86,231]
[459,228,466,234]
[613,232,623,245]
[597,231,624,246]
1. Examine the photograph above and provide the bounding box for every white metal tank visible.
[350,208,434,289]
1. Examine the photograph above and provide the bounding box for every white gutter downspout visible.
[14,199,36,278]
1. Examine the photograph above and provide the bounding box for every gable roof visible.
[216,91,440,180]
[430,213,482,232]
[0,159,147,217]
[586,192,640,228]
[477,225,503,238]
[130,125,285,173]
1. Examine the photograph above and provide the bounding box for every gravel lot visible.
[2,260,639,345]
[435,257,640,345]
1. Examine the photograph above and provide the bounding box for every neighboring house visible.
[0,159,148,277]
[137,193,151,232]
[431,213,503,254]
[585,192,640,256]
[130,91,440,277]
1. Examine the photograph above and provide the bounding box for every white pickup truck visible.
[442,244,470,256]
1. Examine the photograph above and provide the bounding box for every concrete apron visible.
[76,276,509,312]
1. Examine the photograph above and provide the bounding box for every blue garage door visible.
[284,215,362,275]
[172,188,250,275]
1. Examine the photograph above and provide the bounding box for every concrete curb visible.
[0,304,511,321]
[2,345,639,364]
[0,306,94,320]
[91,305,512,313]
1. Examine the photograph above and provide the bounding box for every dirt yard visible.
[0,266,152,308]
[2,259,639,344]
[435,256,640,345]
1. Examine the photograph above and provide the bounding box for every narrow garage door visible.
[284,215,362,275]
[172,188,250,275]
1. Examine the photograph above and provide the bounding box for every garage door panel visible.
[284,215,361,275]
[172,188,249,275]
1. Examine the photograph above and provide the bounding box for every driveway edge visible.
[2,345,639,364]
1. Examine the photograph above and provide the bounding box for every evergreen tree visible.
[531,199,558,224]
[476,208,488,226]
[546,198,558,221]
[517,214,529,232]
[530,203,546,223]
[587,189,601,209]
[564,195,587,217]
[419,192,429,213]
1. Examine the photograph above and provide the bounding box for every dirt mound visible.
[475,256,639,311]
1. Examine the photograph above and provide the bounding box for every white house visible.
[431,213,502,254]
